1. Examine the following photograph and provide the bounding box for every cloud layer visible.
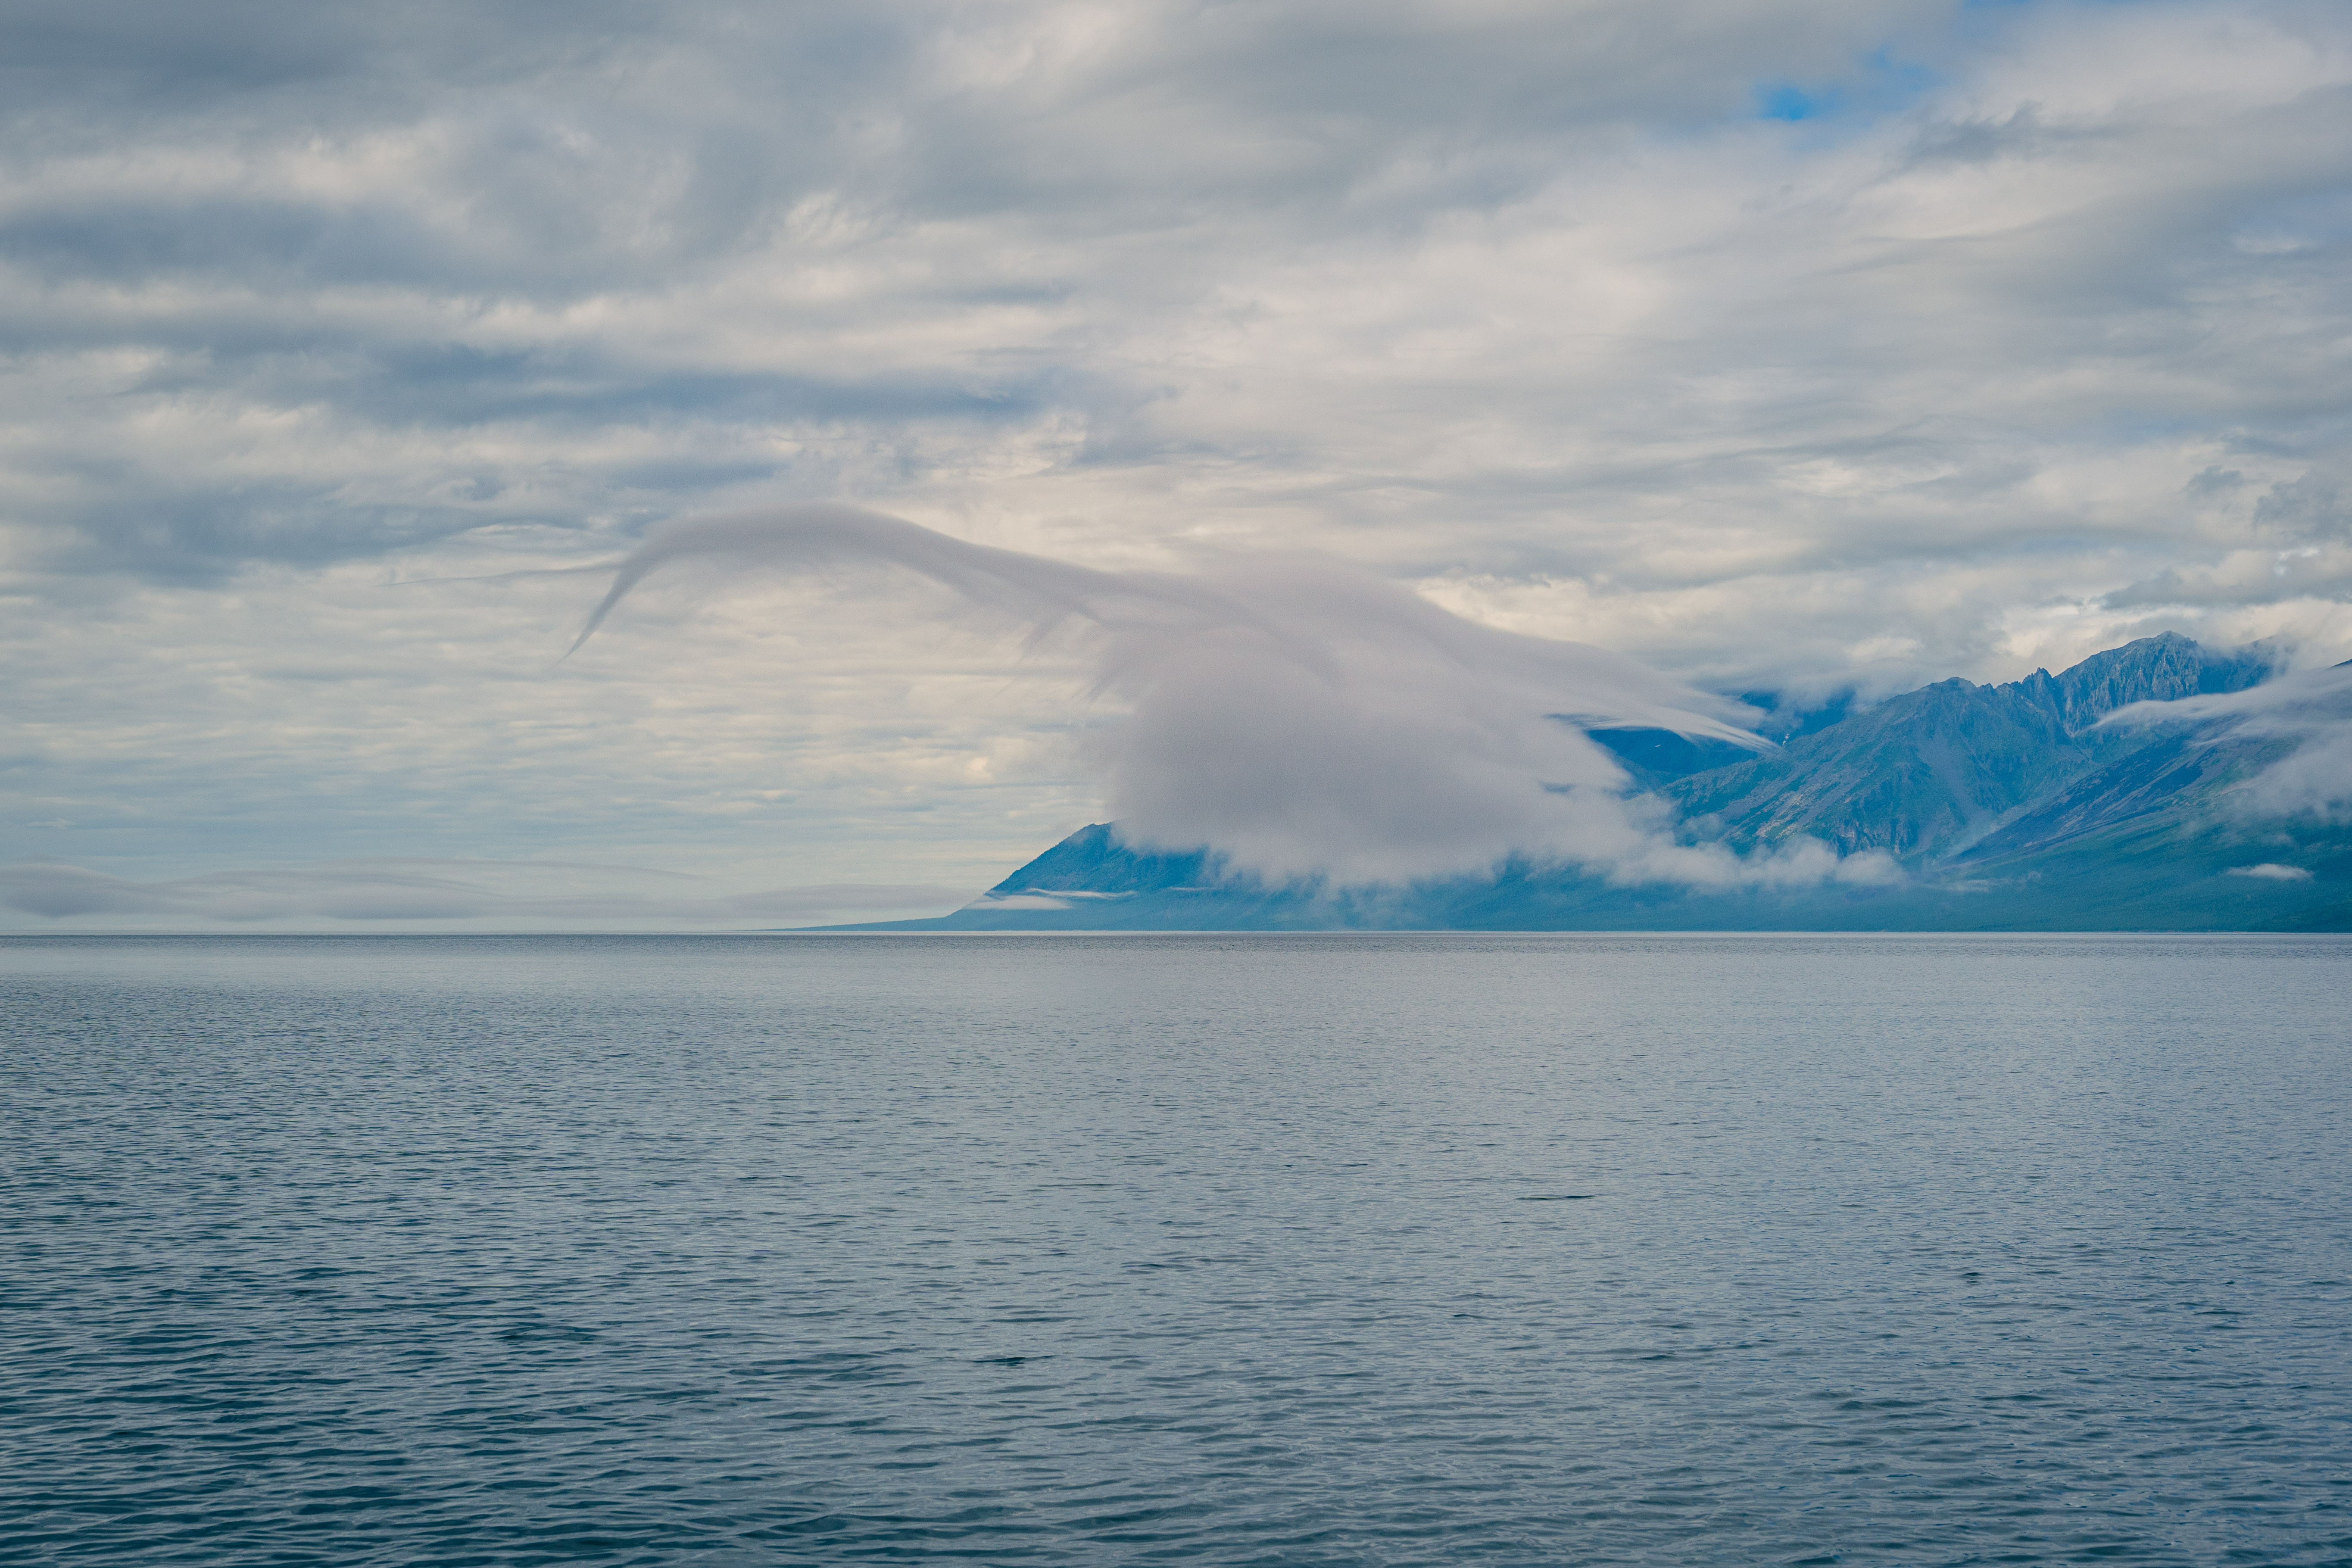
[0,857,963,929]
[2,1,2349,915]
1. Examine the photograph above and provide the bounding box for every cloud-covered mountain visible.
[865,635,2349,931]
[6,4,2352,907]
[1660,633,2277,863]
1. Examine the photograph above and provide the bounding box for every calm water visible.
[4,934,2350,1566]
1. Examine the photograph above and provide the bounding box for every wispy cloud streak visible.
[2104,661,2352,820]
[570,505,1902,887]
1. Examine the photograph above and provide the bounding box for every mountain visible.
[1663,633,2277,863]
[839,635,2350,932]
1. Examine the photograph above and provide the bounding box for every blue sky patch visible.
[1757,84,1824,122]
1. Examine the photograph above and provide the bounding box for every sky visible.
[3,0,2350,929]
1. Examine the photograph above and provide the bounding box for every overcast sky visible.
[4,0,2349,928]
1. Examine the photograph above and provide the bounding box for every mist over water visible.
[7,934,2350,1565]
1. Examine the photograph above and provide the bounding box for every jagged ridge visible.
[1666,633,2276,866]
[838,634,2346,932]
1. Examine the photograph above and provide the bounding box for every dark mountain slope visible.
[1666,677,2082,861]
[1665,633,2273,866]
[983,823,1213,896]
[1955,726,2288,864]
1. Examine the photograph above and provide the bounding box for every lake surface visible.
[5,933,2350,1565]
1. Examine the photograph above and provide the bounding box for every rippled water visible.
[5,933,2350,1565]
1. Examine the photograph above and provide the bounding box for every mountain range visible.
[845,634,2351,932]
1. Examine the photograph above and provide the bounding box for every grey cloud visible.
[1902,105,2091,167]
[33,485,486,584]
[5,337,1053,578]
[0,2,688,117]
[894,1,1953,217]
[565,505,1918,890]
[3,0,2352,890]
[2253,471,2349,545]
[2104,568,2352,613]
[0,0,2006,589]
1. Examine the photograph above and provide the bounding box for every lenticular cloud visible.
[570,504,1888,888]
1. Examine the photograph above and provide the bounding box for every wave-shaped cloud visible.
[568,504,1907,888]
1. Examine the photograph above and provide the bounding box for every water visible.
[4,933,2349,1566]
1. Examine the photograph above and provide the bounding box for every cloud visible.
[564,504,1922,889]
[2103,470,2352,609]
[2228,862,2314,880]
[1,5,2345,615]
[2102,547,2352,612]
[0,857,964,927]
[2103,660,2352,820]
[3,1,2352,895]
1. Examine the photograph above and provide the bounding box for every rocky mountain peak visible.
[2030,632,2274,733]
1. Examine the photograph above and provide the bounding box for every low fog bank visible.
[0,859,967,931]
